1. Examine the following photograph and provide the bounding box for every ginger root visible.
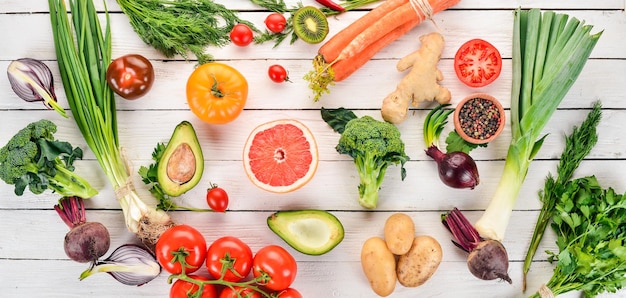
[381,32,451,124]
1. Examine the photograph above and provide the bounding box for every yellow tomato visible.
[186,63,248,124]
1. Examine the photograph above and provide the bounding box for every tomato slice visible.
[186,62,248,124]
[454,39,502,88]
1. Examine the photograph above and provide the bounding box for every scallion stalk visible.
[474,8,602,242]
[48,0,173,246]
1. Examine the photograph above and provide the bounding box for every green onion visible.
[48,0,173,246]
[473,8,602,242]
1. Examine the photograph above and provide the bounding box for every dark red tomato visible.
[454,39,502,88]
[106,54,154,100]
[268,65,290,83]
[252,245,297,291]
[156,225,207,274]
[264,13,287,33]
[219,286,261,298]
[274,288,303,298]
[230,24,254,47]
[206,185,229,212]
[170,275,217,298]
[206,236,253,282]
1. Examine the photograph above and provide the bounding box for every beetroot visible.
[55,197,110,263]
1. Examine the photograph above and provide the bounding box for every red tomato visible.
[268,65,290,83]
[219,286,261,298]
[252,245,297,291]
[274,288,303,298]
[454,39,502,88]
[170,275,217,298]
[206,184,229,212]
[206,236,253,282]
[230,24,254,47]
[156,225,207,274]
[264,13,287,33]
[106,54,154,100]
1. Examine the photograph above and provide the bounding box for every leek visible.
[48,0,173,245]
[474,8,602,242]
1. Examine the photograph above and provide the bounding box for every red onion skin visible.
[425,145,479,189]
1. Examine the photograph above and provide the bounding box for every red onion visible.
[425,145,479,189]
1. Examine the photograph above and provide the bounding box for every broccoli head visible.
[0,119,98,198]
[322,108,409,209]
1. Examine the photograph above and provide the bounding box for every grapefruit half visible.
[243,119,318,193]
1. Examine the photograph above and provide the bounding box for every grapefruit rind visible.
[243,119,318,193]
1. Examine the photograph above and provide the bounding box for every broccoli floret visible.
[0,119,98,198]
[322,108,409,209]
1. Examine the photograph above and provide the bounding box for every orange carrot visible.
[319,0,407,63]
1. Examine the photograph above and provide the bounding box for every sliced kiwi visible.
[292,6,329,44]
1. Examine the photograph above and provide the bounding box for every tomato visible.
[156,225,207,274]
[268,65,290,83]
[230,24,254,47]
[206,184,229,212]
[252,245,297,291]
[206,236,253,282]
[170,275,217,298]
[454,39,502,88]
[274,288,302,298]
[186,62,248,124]
[219,286,261,298]
[264,13,287,33]
[106,54,154,100]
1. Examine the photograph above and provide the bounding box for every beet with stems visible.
[55,196,110,263]
[441,207,511,283]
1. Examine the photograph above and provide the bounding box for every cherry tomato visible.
[170,275,217,298]
[186,62,248,124]
[206,236,253,282]
[230,24,254,47]
[274,288,303,298]
[454,39,502,88]
[156,225,207,274]
[252,245,297,291]
[219,286,261,298]
[206,184,229,212]
[264,13,287,33]
[268,65,290,83]
[106,54,154,100]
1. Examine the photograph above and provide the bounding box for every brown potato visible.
[396,235,443,287]
[384,213,415,255]
[361,237,397,296]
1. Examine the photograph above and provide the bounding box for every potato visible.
[384,213,415,255]
[396,235,443,287]
[361,237,397,296]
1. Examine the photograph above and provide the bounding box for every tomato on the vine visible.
[206,236,253,282]
[170,275,217,298]
[156,225,207,274]
[186,62,248,124]
[219,286,262,298]
[454,39,502,88]
[268,65,290,83]
[206,184,229,212]
[274,288,303,298]
[106,54,154,100]
[252,245,297,291]
[230,24,254,47]
[264,13,287,33]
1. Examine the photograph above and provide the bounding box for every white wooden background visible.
[1,1,625,297]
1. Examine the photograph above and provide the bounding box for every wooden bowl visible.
[453,93,505,145]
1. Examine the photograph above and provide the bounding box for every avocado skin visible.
[267,209,344,255]
[157,121,204,197]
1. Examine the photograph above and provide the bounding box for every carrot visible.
[319,0,407,63]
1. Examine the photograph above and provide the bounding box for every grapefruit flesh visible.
[243,119,318,193]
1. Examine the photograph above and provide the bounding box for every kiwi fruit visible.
[293,6,329,44]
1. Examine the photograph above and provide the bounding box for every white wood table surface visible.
[1,1,625,297]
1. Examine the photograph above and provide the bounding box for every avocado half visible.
[267,210,344,255]
[157,121,204,197]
